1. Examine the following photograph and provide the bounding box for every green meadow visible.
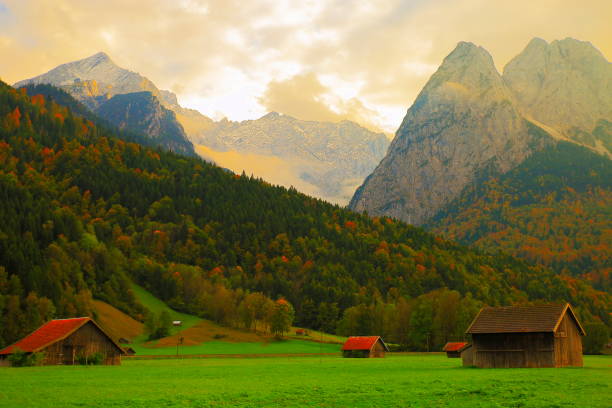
[131,339,340,356]
[1,355,610,407]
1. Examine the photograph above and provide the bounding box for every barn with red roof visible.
[341,336,389,358]
[442,342,469,358]
[465,303,585,368]
[0,317,125,366]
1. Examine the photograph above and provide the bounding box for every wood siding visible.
[369,341,385,358]
[41,322,122,366]
[554,313,583,367]
[472,333,555,368]
[461,346,473,366]
[446,350,461,358]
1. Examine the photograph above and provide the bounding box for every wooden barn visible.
[341,336,389,358]
[0,317,125,366]
[465,303,585,368]
[443,342,469,358]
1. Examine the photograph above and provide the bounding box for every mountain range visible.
[193,112,389,203]
[14,52,197,156]
[14,53,390,204]
[350,38,611,225]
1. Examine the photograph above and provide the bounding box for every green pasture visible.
[130,283,202,332]
[132,339,340,355]
[1,355,609,407]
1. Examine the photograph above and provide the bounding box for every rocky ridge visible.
[350,38,611,225]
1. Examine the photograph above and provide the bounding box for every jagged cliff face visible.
[14,53,198,155]
[194,112,389,204]
[350,38,611,225]
[350,42,546,224]
[503,38,612,155]
[96,92,194,155]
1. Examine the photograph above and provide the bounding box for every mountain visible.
[350,38,611,294]
[15,53,386,202]
[428,141,611,290]
[13,52,196,155]
[1,80,608,350]
[96,92,194,155]
[350,38,611,225]
[503,38,612,154]
[193,112,389,204]
[350,42,548,224]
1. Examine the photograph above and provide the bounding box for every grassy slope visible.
[0,355,609,407]
[130,284,202,334]
[92,300,143,342]
[130,284,343,355]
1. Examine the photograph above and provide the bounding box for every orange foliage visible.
[7,107,21,128]
[31,94,46,107]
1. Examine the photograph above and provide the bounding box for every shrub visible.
[8,349,44,367]
[77,352,105,365]
[583,322,609,354]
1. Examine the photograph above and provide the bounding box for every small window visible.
[555,331,567,338]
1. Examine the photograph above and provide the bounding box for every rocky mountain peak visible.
[350,41,543,225]
[503,37,611,153]
[261,111,281,120]
[84,51,113,65]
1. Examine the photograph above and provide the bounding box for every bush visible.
[8,349,44,367]
[77,352,105,365]
[583,322,609,354]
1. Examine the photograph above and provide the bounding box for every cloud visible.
[259,72,389,133]
[0,0,610,134]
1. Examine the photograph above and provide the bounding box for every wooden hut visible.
[0,317,125,366]
[443,342,469,358]
[465,303,585,368]
[341,336,389,358]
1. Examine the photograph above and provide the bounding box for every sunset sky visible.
[1,0,610,133]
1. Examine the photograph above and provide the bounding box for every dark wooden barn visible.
[0,317,125,366]
[465,303,585,368]
[443,342,469,358]
[341,336,389,358]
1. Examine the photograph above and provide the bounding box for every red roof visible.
[342,336,388,351]
[0,317,124,355]
[443,342,468,352]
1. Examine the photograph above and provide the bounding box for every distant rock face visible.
[503,38,612,154]
[193,112,389,204]
[350,38,611,225]
[96,92,194,155]
[14,52,197,155]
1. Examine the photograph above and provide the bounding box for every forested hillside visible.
[0,81,608,351]
[430,141,611,291]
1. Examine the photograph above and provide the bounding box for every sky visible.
[0,0,610,134]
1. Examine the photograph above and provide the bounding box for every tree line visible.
[0,81,609,351]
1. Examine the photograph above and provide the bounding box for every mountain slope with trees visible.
[429,141,611,291]
[0,81,608,351]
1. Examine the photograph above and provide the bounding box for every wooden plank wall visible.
[370,341,386,358]
[554,313,583,367]
[472,333,555,368]
[42,322,121,365]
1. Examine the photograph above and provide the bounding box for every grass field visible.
[131,339,340,355]
[0,355,609,407]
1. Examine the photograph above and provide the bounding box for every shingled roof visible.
[443,342,469,352]
[466,303,585,335]
[0,317,125,355]
[342,336,390,351]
